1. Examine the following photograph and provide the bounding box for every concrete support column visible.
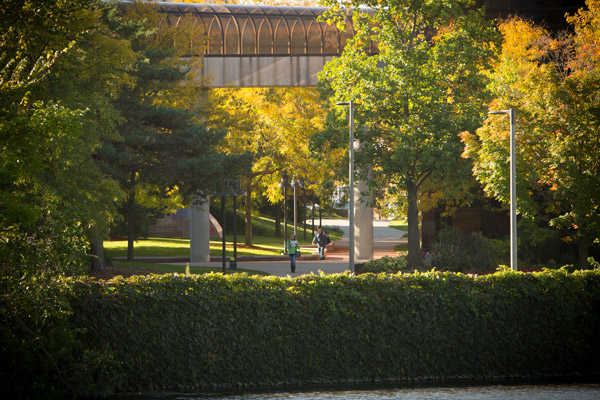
[190,196,210,263]
[354,170,373,261]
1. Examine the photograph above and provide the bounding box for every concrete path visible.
[180,219,406,277]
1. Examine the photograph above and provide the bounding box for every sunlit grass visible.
[104,236,285,258]
[104,238,189,257]
[388,218,408,231]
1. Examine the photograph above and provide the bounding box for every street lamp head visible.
[488,110,509,115]
[336,101,350,106]
[279,170,290,187]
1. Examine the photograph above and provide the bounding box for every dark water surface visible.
[113,382,600,400]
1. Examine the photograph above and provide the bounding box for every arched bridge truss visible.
[151,2,375,87]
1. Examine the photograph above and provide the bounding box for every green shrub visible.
[5,269,599,396]
[430,226,493,272]
[0,276,121,399]
[357,255,408,274]
[59,269,600,394]
[487,237,510,268]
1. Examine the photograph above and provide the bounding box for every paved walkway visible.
[180,219,407,277]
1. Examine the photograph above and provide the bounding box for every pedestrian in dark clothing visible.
[312,226,329,260]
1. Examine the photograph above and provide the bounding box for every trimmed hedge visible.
[64,268,600,394]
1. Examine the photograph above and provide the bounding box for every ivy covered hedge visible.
[63,269,600,394]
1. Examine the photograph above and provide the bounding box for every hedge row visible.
[63,268,600,394]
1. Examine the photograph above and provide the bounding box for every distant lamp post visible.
[336,100,355,273]
[279,171,290,254]
[488,108,517,271]
[229,178,243,270]
[311,191,316,239]
[292,179,303,236]
[301,180,307,241]
[214,178,243,273]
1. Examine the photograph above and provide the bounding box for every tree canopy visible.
[0,0,234,273]
[0,0,136,277]
[461,0,600,265]
[209,87,325,244]
[318,0,499,266]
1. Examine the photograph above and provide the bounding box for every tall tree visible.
[319,0,499,266]
[461,0,600,265]
[0,0,136,276]
[210,87,324,245]
[100,2,231,261]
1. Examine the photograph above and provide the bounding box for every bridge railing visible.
[153,2,376,57]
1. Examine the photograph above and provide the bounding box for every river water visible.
[115,382,600,399]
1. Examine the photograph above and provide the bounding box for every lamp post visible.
[229,178,242,270]
[215,179,243,273]
[336,100,355,273]
[488,108,517,271]
[302,180,307,241]
[221,194,226,273]
[311,191,316,239]
[292,179,303,236]
[279,171,290,254]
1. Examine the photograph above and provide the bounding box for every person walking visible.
[286,234,300,273]
[312,226,329,260]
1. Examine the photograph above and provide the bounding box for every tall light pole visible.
[336,100,355,273]
[488,108,517,271]
[279,171,290,254]
[292,179,302,236]
[301,180,307,241]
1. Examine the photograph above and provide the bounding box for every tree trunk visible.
[578,237,589,267]
[89,225,106,273]
[127,173,135,262]
[406,180,423,268]
[244,179,253,246]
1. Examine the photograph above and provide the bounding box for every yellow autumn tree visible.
[209,87,326,245]
[462,0,600,265]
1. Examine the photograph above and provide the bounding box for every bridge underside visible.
[202,55,333,87]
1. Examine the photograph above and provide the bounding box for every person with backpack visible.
[312,226,330,260]
[286,234,300,273]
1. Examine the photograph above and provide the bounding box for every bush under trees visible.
[3,269,598,397]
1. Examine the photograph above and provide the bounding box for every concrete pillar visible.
[354,175,373,261]
[190,196,210,263]
[353,134,373,261]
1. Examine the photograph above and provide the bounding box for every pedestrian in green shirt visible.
[286,234,300,273]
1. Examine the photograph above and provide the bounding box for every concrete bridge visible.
[134,1,581,87]
[153,2,375,87]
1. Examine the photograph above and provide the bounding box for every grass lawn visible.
[104,235,317,259]
[388,218,408,232]
[104,215,343,259]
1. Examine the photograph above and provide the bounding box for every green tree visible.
[0,1,138,397]
[461,1,600,265]
[101,2,231,261]
[0,0,137,276]
[319,0,499,266]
